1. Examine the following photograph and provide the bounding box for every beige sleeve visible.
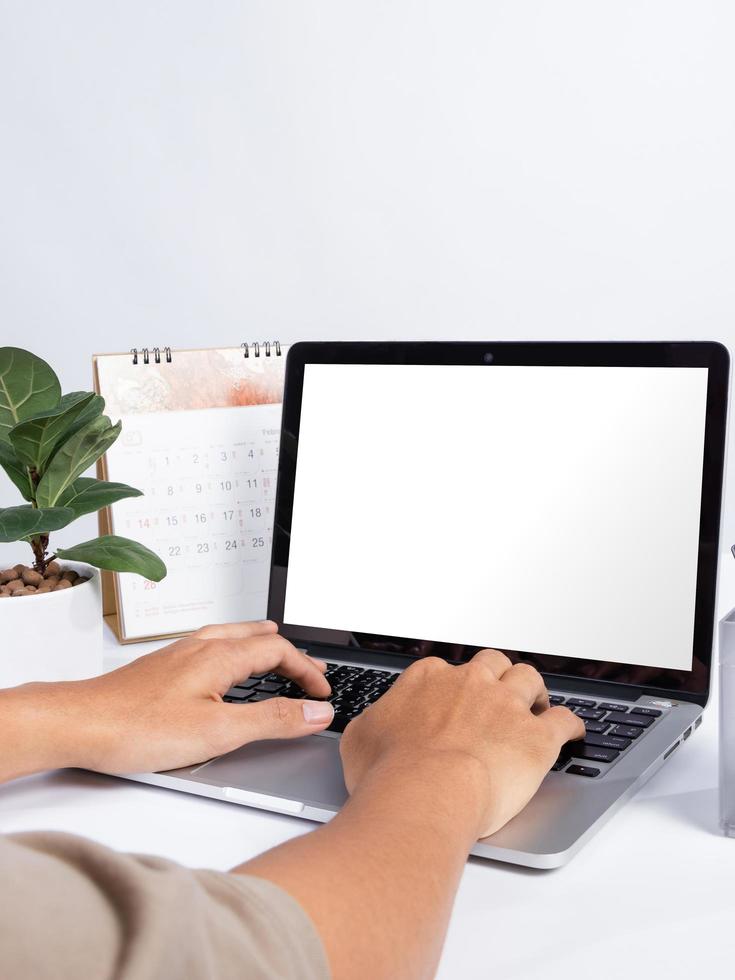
[0,831,330,980]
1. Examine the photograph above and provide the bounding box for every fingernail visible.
[302,700,334,724]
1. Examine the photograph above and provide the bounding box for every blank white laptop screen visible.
[283,363,709,671]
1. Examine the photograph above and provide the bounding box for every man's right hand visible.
[245,647,585,979]
[340,649,585,839]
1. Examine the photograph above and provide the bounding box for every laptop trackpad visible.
[184,734,349,811]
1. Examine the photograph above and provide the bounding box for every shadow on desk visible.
[641,787,720,837]
[0,769,122,812]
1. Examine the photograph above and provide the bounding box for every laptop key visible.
[630,706,663,717]
[566,698,596,708]
[576,745,619,763]
[584,721,610,734]
[566,765,601,778]
[255,681,285,693]
[549,695,566,705]
[235,678,260,690]
[250,692,278,702]
[604,711,653,728]
[573,742,619,762]
[551,758,567,771]
[575,708,606,721]
[225,688,251,700]
[609,724,642,739]
[598,702,629,712]
[585,733,632,751]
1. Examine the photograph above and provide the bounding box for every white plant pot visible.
[0,561,103,688]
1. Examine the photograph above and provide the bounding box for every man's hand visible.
[243,650,583,979]
[0,621,334,782]
[340,649,584,838]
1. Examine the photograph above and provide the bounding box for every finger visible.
[469,648,513,680]
[196,626,328,679]
[306,655,328,674]
[226,696,335,743]
[224,634,332,697]
[197,620,279,641]
[499,662,549,713]
[538,705,585,746]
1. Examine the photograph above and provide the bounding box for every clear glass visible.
[719,612,735,837]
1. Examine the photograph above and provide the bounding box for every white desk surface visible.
[3,567,735,979]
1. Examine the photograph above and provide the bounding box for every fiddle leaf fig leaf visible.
[0,505,75,542]
[0,347,61,444]
[57,535,167,581]
[36,415,122,508]
[9,391,98,472]
[0,441,32,500]
[57,477,142,520]
[54,392,105,447]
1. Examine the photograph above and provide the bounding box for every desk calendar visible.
[93,344,287,642]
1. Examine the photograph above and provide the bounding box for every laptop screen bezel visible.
[267,341,729,706]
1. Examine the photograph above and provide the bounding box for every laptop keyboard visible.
[224,662,399,734]
[224,665,665,778]
[547,694,664,776]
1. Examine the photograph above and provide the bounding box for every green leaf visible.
[8,391,98,472]
[0,441,33,500]
[58,535,167,581]
[0,505,75,543]
[0,348,61,444]
[57,476,142,519]
[36,415,122,507]
[56,392,105,446]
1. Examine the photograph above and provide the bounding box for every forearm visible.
[0,682,83,782]
[239,753,485,980]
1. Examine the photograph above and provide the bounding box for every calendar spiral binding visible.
[130,347,172,365]
[241,341,282,358]
[129,342,282,364]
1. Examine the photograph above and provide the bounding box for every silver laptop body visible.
[124,341,729,868]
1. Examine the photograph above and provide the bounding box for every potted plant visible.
[0,347,166,686]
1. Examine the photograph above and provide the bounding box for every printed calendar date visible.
[164,539,263,558]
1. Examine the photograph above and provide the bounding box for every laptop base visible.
[122,694,700,869]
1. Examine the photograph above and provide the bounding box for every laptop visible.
[127,341,729,868]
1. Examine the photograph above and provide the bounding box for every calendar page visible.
[94,346,286,640]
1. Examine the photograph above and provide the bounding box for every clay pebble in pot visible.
[0,566,89,596]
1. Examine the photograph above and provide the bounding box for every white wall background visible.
[1,0,734,561]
